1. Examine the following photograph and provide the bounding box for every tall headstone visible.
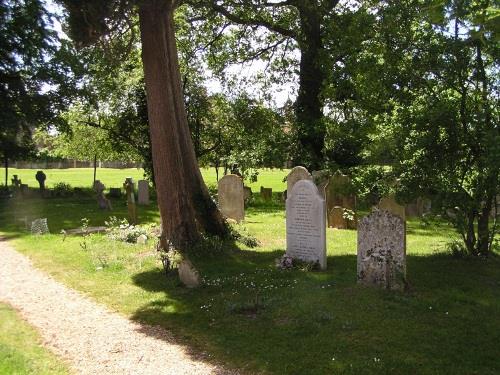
[35,171,46,191]
[379,195,405,221]
[287,166,313,195]
[357,210,407,290]
[325,171,357,229]
[93,180,112,210]
[123,178,137,224]
[218,174,244,222]
[286,180,327,269]
[31,218,49,235]
[137,180,150,205]
[260,187,272,201]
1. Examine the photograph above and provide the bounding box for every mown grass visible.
[0,303,69,375]
[0,191,499,374]
[7,167,289,192]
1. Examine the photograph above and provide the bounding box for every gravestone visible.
[325,171,357,229]
[137,180,150,205]
[357,210,406,290]
[218,174,244,222]
[286,180,327,269]
[405,197,431,217]
[31,218,49,235]
[93,180,112,210]
[109,188,122,198]
[123,178,137,224]
[20,184,29,197]
[286,166,313,195]
[35,171,46,191]
[243,186,252,203]
[260,187,272,201]
[178,259,201,288]
[379,195,406,221]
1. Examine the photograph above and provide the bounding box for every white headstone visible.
[357,210,407,290]
[218,175,244,222]
[286,180,327,269]
[138,180,150,205]
[287,166,313,195]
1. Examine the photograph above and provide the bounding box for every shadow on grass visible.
[129,249,500,375]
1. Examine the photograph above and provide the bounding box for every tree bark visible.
[138,0,227,250]
[294,3,325,170]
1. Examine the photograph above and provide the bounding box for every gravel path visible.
[0,239,232,375]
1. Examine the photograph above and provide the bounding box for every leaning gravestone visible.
[93,180,112,210]
[123,178,137,224]
[286,166,313,195]
[137,180,150,205]
[357,210,406,290]
[379,195,406,221]
[218,174,244,222]
[31,218,49,235]
[286,180,327,269]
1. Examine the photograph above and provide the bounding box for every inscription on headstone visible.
[218,174,244,222]
[137,180,150,205]
[286,180,326,269]
[357,210,406,290]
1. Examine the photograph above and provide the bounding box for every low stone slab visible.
[178,259,200,288]
[64,226,108,236]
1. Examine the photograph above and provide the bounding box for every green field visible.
[0,303,69,375]
[7,167,289,192]
[1,180,499,375]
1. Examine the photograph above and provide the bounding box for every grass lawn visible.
[7,167,289,192]
[0,189,499,374]
[0,303,69,375]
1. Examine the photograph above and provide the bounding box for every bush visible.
[105,216,150,243]
[52,182,73,197]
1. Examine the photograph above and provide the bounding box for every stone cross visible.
[93,180,112,210]
[11,175,21,188]
[286,180,327,269]
[218,174,244,222]
[286,166,312,196]
[325,171,357,229]
[35,170,46,191]
[123,178,137,224]
[357,210,407,290]
[137,180,150,205]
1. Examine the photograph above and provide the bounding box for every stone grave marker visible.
[11,175,21,189]
[243,186,252,204]
[312,170,330,199]
[93,180,112,210]
[357,210,407,290]
[218,174,244,222]
[109,188,122,198]
[138,180,150,205]
[286,180,327,269]
[325,171,357,229]
[379,195,406,221]
[35,171,46,191]
[260,187,272,201]
[31,218,49,235]
[123,178,137,224]
[286,166,313,195]
[20,184,29,197]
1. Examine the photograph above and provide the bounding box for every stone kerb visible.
[286,180,327,270]
[357,210,407,290]
[218,174,245,222]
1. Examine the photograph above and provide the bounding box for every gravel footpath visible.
[0,239,232,375]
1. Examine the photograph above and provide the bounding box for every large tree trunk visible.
[294,4,325,171]
[138,0,227,250]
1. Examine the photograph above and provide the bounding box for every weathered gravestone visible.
[243,186,252,204]
[357,210,407,290]
[178,259,201,288]
[286,166,313,195]
[218,174,244,222]
[325,171,357,229]
[123,178,137,224]
[260,187,272,201]
[11,175,21,189]
[286,180,327,269]
[35,171,46,191]
[137,180,150,205]
[93,180,112,210]
[31,218,49,235]
[379,195,406,221]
